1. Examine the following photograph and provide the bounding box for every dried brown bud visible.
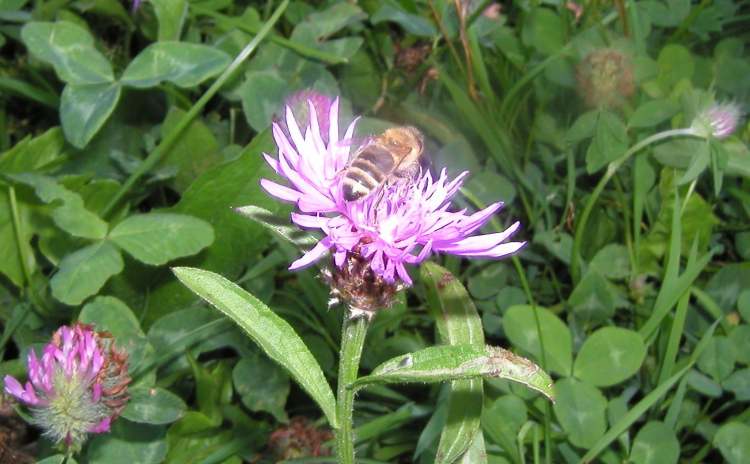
[576,48,635,109]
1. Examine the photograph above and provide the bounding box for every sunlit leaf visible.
[172,267,337,428]
[121,42,231,88]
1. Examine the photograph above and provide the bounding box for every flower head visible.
[691,102,742,139]
[4,324,130,451]
[268,416,333,460]
[576,48,634,109]
[259,98,524,315]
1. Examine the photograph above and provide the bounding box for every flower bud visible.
[275,90,334,145]
[3,324,130,452]
[576,48,635,109]
[268,416,333,460]
[691,103,742,139]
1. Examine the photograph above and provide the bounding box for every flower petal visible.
[260,179,301,203]
[289,238,332,270]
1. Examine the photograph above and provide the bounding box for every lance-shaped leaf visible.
[422,262,483,464]
[171,267,337,428]
[234,205,317,250]
[351,344,555,401]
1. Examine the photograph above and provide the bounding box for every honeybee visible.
[342,126,425,202]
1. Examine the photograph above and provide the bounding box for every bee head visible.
[382,126,424,156]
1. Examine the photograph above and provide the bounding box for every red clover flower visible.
[259,94,524,316]
[691,102,742,140]
[4,323,130,451]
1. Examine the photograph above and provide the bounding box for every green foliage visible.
[1,0,747,462]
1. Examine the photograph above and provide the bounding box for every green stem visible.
[461,186,553,464]
[101,0,289,218]
[570,127,696,283]
[336,316,370,464]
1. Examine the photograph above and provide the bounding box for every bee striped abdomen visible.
[343,146,395,201]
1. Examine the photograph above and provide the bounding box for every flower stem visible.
[570,127,696,283]
[100,0,289,219]
[336,315,370,464]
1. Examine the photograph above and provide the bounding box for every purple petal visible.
[291,213,327,229]
[260,179,301,203]
[4,375,25,400]
[289,238,332,270]
[89,417,111,434]
[328,98,339,147]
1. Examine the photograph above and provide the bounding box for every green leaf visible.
[503,304,572,376]
[37,456,70,464]
[482,395,527,463]
[238,44,338,132]
[657,44,694,88]
[233,351,290,422]
[172,267,337,428]
[586,111,628,174]
[697,335,736,382]
[8,173,108,239]
[370,3,436,37]
[714,422,750,464]
[568,270,616,325]
[566,110,599,144]
[290,2,365,60]
[630,421,680,464]
[109,213,214,266]
[60,82,121,148]
[0,127,64,173]
[0,188,35,288]
[590,244,630,280]
[522,8,564,54]
[553,378,607,449]
[86,421,167,464]
[157,107,221,193]
[677,140,710,185]
[739,289,750,322]
[143,131,279,326]
[729,324,750,364]
[353,344,555,400]
[21,21,114,84]
[724,368,750,401]
[421,262,484,464]
[574,327,646,387]
[629,99,680,128]
[79,296,151,371]
[50,242,123,305]
[151,0,187,41]
[122,386,187,424]
[121,42,231,88]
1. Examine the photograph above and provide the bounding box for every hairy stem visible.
[336,316,370,464]
[101,0,289,218]
[570,127,696,283]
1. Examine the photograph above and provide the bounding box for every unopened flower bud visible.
[275,90,334,145]
[4,324,130,452]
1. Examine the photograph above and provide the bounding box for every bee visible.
[342,126,425,202]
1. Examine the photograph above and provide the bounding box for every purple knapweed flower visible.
[259,97,524,316]
[692,102,742,140]
[4,324,130,451]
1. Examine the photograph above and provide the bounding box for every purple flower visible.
[259,98,524,312]
[4,324,130,450]
[692,102,742,140]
